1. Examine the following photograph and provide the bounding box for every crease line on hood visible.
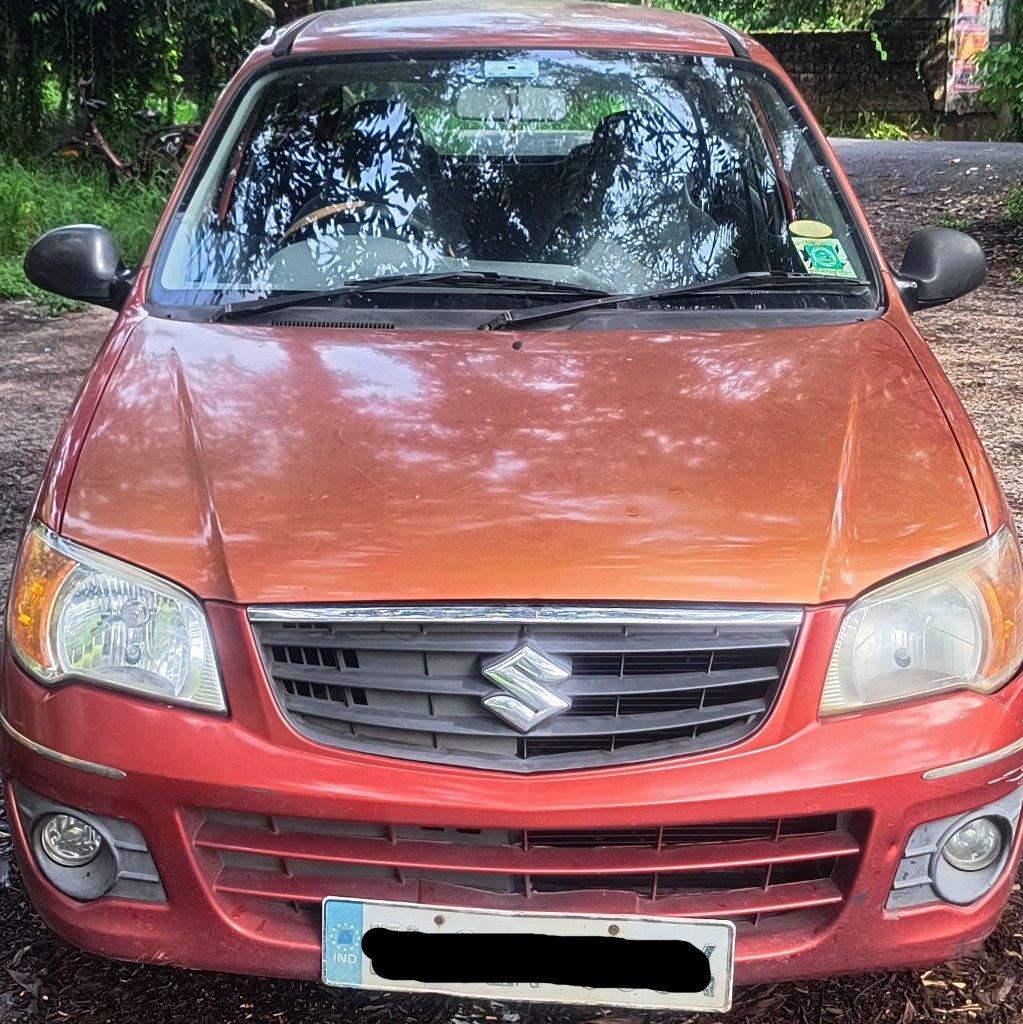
[888,317,991,534]
[167,347,237,602]
[50,311,147,534]
[816,362,865,604]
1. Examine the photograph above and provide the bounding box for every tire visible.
[139,125,200,182]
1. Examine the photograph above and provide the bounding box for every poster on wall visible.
[947,0,1005,111]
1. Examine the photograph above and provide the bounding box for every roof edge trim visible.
[272,11,324,57]
[698,16,750,58]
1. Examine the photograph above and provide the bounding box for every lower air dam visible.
[361,929,712,992]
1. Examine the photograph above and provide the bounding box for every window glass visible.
[153,51,876,309]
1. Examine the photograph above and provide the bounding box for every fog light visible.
[941,817,1003,872]
[39,813,103,867]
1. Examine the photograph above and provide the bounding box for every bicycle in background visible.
[59,78,201,186]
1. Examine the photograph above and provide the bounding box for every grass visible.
[844,112,912,141]
[1006,181,1023,225]
[0,156,168,313]
[936,214,975,231]
[1004,183,1023,283]
[823,111,938,141]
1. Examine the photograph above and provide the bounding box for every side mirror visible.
[24,225,135,310]
[896,226,986,313]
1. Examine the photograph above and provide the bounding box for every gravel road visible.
[1,140,1022,1023]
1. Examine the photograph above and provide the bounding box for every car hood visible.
[61,315,984,606]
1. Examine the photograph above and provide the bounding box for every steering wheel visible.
[282,200,436,248]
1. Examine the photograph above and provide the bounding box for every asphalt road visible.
[831,138,1023,199]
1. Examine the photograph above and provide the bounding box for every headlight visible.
[821,527,1023,716]
[7,523,224,712]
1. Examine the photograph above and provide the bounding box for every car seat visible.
[284,99,471,258]
[543,109,736,288]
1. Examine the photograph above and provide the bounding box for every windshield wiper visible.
[479,271,873,331]
[213,272,610,322]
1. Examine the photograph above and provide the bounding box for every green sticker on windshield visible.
[792,236,856,278]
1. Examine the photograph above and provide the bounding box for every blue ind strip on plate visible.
[323,901,365,986]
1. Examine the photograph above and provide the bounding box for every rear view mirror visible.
[897,227,986,313]
[24,225,135,310]
[456,86,568,122]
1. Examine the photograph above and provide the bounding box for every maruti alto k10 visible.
[3,1,1023,1011]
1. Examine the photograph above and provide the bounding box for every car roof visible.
[270,0,750,60]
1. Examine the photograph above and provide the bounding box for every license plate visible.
[322,899,735,1012]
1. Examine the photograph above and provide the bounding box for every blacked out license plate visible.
[322,899,735,1012]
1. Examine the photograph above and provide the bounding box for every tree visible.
[0,0,270,144]
[673,0,884,31]
[976,0,1023,137]
[242,0,276,19]
[0,0,892,151]
[271,0,313,23]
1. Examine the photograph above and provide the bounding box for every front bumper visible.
[3,604,1023,988]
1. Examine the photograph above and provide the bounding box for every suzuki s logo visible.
[480,642,572,733]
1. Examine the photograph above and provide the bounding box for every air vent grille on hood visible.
[268,318,396,330]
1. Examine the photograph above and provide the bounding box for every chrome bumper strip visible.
[0,712,126,780]
[923,737,1023,781]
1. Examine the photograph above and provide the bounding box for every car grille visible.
[249,606,800,772]
[194,809,862,928]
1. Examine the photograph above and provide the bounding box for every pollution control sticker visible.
[792,236,857,278]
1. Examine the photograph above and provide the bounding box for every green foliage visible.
[936,214,974,231]
[849,112,911,140]
[822,111,914,140]
[1006,182,1023,225]
[0,155,167,308]
[649,0,884,31]
[0,0,267,151]
[0,0,890,155]
[976,3,1023,224]
[979,42,1023,137]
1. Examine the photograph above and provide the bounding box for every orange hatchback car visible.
[4,0,1023,1012]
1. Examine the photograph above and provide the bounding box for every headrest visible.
[339,99,425,163]
[330,98,431,200]
[589,109,691,171]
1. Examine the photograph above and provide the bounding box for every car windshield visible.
[152,50,878,311]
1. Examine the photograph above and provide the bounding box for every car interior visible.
[212,87,780,291]
[281,98,749,260]
[157,56,869,303]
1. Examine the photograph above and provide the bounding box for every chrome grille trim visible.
[248,605,803,627]
[249,605,801,772]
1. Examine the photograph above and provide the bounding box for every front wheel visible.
[138,124,200,182]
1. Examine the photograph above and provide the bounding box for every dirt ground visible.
[1,146,1023,1023]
